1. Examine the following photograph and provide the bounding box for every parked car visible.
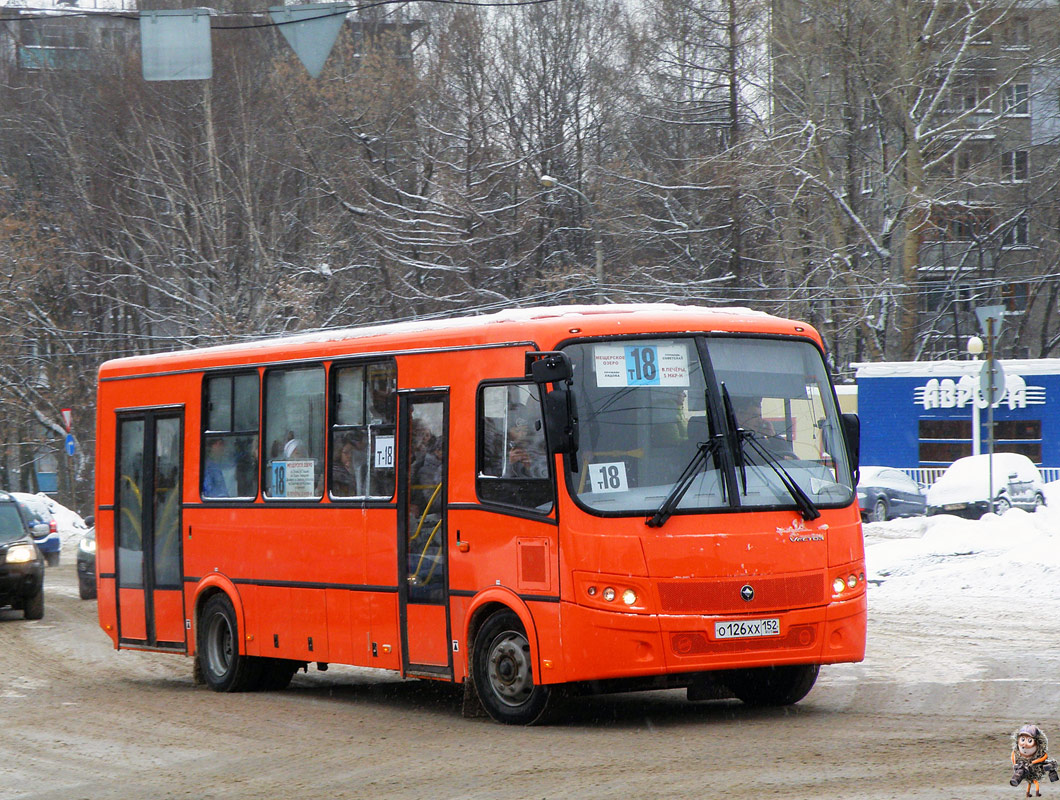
[857,466,927,522]
[77,517,96,600]
[11,492,61,566]
[0,491,45,619]
[926,453,1047,519]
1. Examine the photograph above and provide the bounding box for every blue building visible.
[855,360,1060,473]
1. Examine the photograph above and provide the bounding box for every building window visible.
[960,85,991,112]
[994,420,1042,462]
[918,419,972,465]
[1001,282,1028,311]
[1005,17,1030,48]
[1002,215,1029,247]
[1001,150,1029,181]
[1002,84,1029,115]
[202,373,260,500]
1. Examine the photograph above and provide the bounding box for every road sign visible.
[61,408,72,431]
[974,305,1006,338]
[980,359,1005,405]
[65,434,75,457]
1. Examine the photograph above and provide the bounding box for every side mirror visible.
[543,386,579,456]
[525,351,573,384]
[841,413,860,475]
[527,351,579,459]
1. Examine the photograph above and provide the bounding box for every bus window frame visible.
[474,378,556,517]
[555,330,854,520]
[261,362,327,503]
[327,356,398,503]
[200,369,262,503]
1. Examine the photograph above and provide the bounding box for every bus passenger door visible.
[115,410,186,651]
[398,391,452,677]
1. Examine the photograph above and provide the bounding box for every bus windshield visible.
[564,336,854,516]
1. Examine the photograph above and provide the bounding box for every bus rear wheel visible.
[197,593,262,692]
[472,610,552,725]
[722,663,819,707]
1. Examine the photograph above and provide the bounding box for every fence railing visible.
[899,466,1060,488]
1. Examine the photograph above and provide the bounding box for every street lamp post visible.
[539,174,604,303]
[972,305,1006,514]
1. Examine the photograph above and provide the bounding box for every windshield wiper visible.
[646,437,721,528]
[741,434,821,521]
[719,384,819,521]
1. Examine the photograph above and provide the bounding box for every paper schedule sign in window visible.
[594,344,690,387]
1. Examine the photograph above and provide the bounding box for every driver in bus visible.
[732,395,776,437]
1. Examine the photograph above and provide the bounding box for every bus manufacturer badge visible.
[777,518,826,542]
[740,585,754,602]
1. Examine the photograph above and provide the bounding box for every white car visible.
[926,453,1046,519]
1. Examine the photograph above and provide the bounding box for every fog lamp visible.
[587,586,597,596]
[602,587,616,602]
[847,574,858,589]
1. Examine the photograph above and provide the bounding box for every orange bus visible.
[94,304,865,723]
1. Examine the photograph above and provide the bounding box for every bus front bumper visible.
[556,593,866,683]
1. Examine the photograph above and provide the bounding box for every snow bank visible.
[863,483,1060,618]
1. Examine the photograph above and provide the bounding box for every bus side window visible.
[263,366,325,500]
[476,383,553,513]
[330,360,396,500]
[202,372,259,500]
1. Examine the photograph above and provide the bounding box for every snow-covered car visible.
[11,492,60,566]
[926,453,1046,519]
[857,466,926,522]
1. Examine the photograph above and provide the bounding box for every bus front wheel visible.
[197,593,261,692]
[472,610,552,725]
[722,663,819,707]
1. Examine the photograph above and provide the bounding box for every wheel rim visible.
[205,612,234,678]
[873,500,887,522]
[486,630,534,708]
[995,497,1011,513]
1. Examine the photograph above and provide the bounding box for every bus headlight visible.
[832,577,846,594]
[575,572,651,614]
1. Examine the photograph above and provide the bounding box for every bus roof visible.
[98,303,821,380]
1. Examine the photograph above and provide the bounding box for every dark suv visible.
[0,491,45,619]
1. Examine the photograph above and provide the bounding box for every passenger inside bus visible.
[202,438,230,498]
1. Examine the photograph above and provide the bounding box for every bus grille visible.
[657,574,824,614]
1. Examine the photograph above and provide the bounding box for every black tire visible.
[472,610,552,725]
[23,585,44,620]
[258,658,299,691]
[871,498,888,522]
[993,496,1012,515]
[722,663,819,707]
[196,593,262,692]
[78,575,97,600]
[1034,492,1046,509]
[44,551,59,567]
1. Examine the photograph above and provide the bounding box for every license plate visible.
[714,618,781,639]
[944,503,966,511]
